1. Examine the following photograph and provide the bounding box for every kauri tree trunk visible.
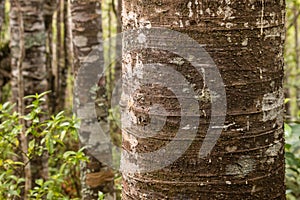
[71,0,115,199]
[121,0,286,199]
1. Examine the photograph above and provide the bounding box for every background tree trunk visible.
[0,0,10,103]
[10,0,49,196]
[0,0,4,30]
[121,0,286,199]
[71,0,115,199]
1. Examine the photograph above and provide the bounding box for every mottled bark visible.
[10,2,31,198]
[122,0,285,199]
[10,0,47,104]
[103,0,122,154]
[71,1,115,199]
[10,0,48,195]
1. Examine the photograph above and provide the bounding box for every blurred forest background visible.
[0,0,300,199]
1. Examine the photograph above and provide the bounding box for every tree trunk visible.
[10,0,48,196]
[71,0,115,199]
[52,0,67,113]
[0,0,4,30]
[0,0,10,103]
[10,0,47,104]
[121,0,286,199]
[287,5,299,120]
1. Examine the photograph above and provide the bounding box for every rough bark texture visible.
[122,0,285,199]
[71,0,115,199]
[10,0,48,195]
[10,0,47,104]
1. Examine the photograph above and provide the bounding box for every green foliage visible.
[285,123,300,200]
[0,92,87,199]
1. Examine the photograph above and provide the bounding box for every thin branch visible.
[287,10,300,31]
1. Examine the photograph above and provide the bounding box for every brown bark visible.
[121,0,286,199]
[10,0,49,196]
[10,0,47,104]
[46,0,68,114]
[55,0,67,112]
[71,0,115,199]
[10,2,31,198]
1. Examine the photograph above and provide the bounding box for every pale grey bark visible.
[71,1,115,199]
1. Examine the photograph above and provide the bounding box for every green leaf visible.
[63,151,76,159]
[2,102,11,110]
[285,98,291,104]
[35,179,44,186]
[285,123,293,137]
[38,91,51,98]
[46,190,54,199]
[24,94,37,100]
[286,143,292,150]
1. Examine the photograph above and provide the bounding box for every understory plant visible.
[0,92,88,199]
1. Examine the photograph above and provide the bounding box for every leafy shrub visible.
[285,123,300,200]
[0,92,87,199]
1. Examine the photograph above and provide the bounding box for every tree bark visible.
[10,0,47,104]
[10,0,49,196]
[71,0,115,199]
[10,1,31,198]
[121,0,286,199]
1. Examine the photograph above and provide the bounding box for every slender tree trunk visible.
[288,5,299,120]
[64,0,74,110]
[121,1,286,199]
[294,6,300,114]
[0,0,4,30]
[53,0,67,113]
[10,0,48,196]
[71,1,115,199]
[47,0,68,114]
[103,0,122,158]
[10,0,47,103]
[10,1,31,198]
[0,0,10,103]
[64,0,73,109]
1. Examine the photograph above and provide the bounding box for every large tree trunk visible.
[121,0,286,199]
[71,1,115,199]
